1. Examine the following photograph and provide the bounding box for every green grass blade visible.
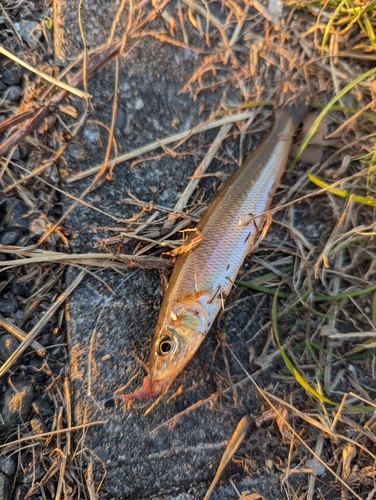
[271,285,338,405]
[313,283,376,302]
[290,66,376,169]
[308,172,376,207]
[239,265,295,287]
[305,340,321,366]
[308,341,341,359]
[321,0,348,56]
[236,281,291,298]
[216,100,273,116]
[312,101,376,122]
[236,264,295,298]
[268,287,375,411]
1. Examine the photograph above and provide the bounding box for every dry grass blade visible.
[163,229,204,257]
[0,421,106,454]
[0,45,91,99]
[0,269,86,377]
[0,38,125,157]
[227,348,366,500]
[0,315,46,356]
[204,416,251,500]
[163,122,232,231]
[67,110,257,182]
[0,248,172,270]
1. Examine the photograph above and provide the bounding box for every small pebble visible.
[68,143,86,160]
[18,145,28,158]
[11,147,20,161]
[13,485,28,500]
[19,461,44,483]
[6,85,22,102]
[14,20,42,48]
[1,68,22,86]
[11,279,29,297]
[115,109,128,130]
[0,334,19,362]
[134,97,144,110]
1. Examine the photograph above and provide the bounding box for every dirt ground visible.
[1,1,376,499]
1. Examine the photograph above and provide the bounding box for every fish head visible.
[149,299,209,394]
[121,299,208,400]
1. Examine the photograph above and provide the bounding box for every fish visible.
[121,94,309,400]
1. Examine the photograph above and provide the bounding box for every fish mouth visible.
[119,375,170,400]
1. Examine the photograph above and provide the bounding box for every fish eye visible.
[157,335,172,356]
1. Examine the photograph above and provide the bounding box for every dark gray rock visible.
[11,147,20,161]
[18,145,28,158]
[0,230,19,245]
[13,485,27,500]
[0,455,16,477]
[1,68,22,86]
[5,199,30,230]
[67,143,86,160]
[14,20,42,48]
[0,380,34,430]
[18,460,44,483]
[115,108,128,131]
[0,472,10,500]
[0,296,17,315]
[11,278,30,297]
[31,393,54,419]
[6,85,22,102]
[0,334,19,362]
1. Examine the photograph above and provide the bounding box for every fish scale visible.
[163,111,297,324]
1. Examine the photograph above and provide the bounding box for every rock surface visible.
[56,2,286,499]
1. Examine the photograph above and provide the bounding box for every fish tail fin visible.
[274,84,310,127]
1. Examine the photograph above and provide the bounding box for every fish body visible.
[122,98,308,400]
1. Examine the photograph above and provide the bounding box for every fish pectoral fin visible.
[163,228,204,258]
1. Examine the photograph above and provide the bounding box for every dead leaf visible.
[342,443,357,480]
[276,406,294,441]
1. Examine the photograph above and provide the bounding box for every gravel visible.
[5,85,22,102]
